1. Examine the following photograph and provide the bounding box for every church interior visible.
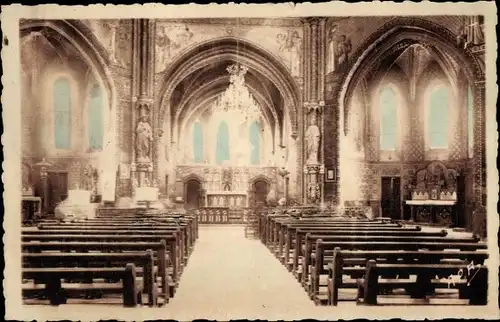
[19,16,492,313]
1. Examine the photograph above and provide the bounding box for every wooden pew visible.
[23,251,159,306]
[267,219,400,248]
[356,260,488,305]
[38,222,196,254]
[283,226,434,270]
[303,235,481,288]
[27,227,189,267]
[308,238,487,300]
[290,226,423,274]
[22,240,172,299]
[326,248,489,305]
[22,235,181,287]
[23,264,143,307]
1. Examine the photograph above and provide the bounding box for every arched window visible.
[216,121,230,165]
[468,86,474,157]
[249,121,260,165]
[427,84,449,149]
[379,86,398,151]
[193,122,203,163]
[88,84,104,150]
[53,77,72,149]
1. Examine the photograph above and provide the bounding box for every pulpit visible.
[405,161,458,227]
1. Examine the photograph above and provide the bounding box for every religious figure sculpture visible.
[136,116,153,162]
[306,115,321,164]
[336,35,352,72]
[115,24,131,66]
[82,165,94,191]
[326,24,338,73]
[457,16,485,49]
[277,30,302,77]
[156,26,172,72]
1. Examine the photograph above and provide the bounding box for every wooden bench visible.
[326,248,489,305]
[269,221,404,255]
[21,238,177,294]
[356,260,488,305]
[23,251,159,306]
[23,264,143,307]
[267,220,401,248]
[307,238,487,300]
[283,226,438,270]
[38,223,196,254]
[303,235,482,288]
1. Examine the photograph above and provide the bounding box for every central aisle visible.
[164,225,317,319]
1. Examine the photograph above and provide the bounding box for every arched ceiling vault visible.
[178,80,278,143]
[364,41,461,99]
[158,37,300,139]
[19,20,115,111]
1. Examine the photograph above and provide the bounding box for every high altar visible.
[405,161,459,227]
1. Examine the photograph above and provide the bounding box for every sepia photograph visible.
[2,2,498,320]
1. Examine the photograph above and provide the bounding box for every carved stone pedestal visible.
[304,163,324,205]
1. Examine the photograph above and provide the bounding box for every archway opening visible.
[185,179,202,210]
[157,38,301,205]
[20,20,117,213]
[251,179,270,208]
[338,24,478,224]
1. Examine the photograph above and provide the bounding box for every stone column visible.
[302,17,326,205]
[472,79,486,237]
[131,19,156,188]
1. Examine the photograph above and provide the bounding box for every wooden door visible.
[47,171,68,214]
[253,180,269,208]
[380,176,401,220]
[185,180,201,210]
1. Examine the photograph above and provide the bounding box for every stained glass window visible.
[216,121,230,165]
[428,85,449,149]
[249,121,260,165]
[379,86,398,151]
[88,84,104,150]
[53,77,72,149]
[193,122,203,163]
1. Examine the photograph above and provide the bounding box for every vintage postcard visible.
[2,1,499,321]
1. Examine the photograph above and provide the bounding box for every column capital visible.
[303,163,325,174]
[304,101,324,113]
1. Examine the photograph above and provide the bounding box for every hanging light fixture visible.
[212,63,261,123]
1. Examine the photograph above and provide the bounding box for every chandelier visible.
[211,64,261,123]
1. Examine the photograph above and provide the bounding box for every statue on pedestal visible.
[306,115,320,164]
[136,115,153,162]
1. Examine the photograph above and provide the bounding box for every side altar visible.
[405,161,459,227]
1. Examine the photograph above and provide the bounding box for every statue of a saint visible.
[136,116,153,162]
[336,35,352,72]
[327,25,338,73]
[306,116,320,164]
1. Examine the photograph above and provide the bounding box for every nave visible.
[21,207,489,319]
